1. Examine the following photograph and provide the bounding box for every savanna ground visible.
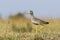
[0,13,60,40]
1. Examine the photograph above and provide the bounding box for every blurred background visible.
[0,0,60,19]
[0,0,60,40]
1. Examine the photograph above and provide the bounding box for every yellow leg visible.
[32,24,44,33]
[36,26,37,33]
[40,25,44,30]
[36,25,44,33]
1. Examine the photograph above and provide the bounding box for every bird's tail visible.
[41,20,49,24]
[45,22,49,24]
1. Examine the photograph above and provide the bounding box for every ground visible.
[0,14,60,40]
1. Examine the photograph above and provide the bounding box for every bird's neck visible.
[31,15,34,17]
[31,15,35,19]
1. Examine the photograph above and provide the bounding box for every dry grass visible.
[0,13,60,40]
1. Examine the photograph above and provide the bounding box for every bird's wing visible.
[33,17,43,22]
[33,17,49,24]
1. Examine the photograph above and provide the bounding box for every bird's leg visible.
[39,25,44,31]
[32,25,38,33]
[36,25,38,33]
[36,25,44,33]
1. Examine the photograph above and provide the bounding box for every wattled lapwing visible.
[27,10,49,33]
[27,10,49,25]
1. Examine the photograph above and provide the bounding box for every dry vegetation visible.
[0,13,60,40]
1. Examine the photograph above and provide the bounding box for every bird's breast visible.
[31,19,40,24]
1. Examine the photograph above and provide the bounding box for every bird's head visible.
[27,10,33,16]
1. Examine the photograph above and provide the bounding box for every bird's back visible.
[31,17,49,25]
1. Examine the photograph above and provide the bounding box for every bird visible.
[27,10,49,25]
